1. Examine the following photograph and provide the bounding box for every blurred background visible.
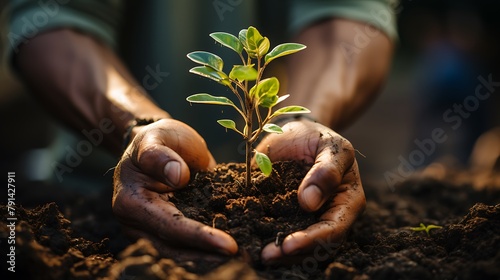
[0,0,499,205]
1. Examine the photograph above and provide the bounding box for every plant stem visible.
[244,55,258,188]
[245,101,253,188]
[245,139,252,188]
[228,83,248,120]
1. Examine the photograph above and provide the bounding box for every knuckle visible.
[323,133,355,159]
[338,136,354,156]
[137,144,162,166]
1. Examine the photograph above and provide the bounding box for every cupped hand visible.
[112,119,238,258]
[255,118,366,264]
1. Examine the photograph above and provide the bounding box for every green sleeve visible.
[289,0,398,41]
[4,0,123,61]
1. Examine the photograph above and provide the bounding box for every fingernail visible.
[164,161,181,186]
[302,185,322,211]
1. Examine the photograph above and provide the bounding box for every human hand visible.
[255,118,366,264]
[112,119,238,258]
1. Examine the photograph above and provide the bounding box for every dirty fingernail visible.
[164,161,181,186]
[302,185,322,211]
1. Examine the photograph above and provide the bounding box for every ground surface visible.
[1,161,499,280]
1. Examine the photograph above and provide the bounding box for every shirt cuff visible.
[4,0,121,66]
[289,0,398,41]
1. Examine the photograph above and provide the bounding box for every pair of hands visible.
[112,118,365,264]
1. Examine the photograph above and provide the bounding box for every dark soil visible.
[1,161,500,280]
[170,161,321,270]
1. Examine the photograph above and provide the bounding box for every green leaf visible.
[270,105,311,118]
[260,95,278,108]
[276,94,290,105]
[189,66,230,86]
[245,26,261,57]
[238,29,248,50]
[217,119,241,134]
[410,223,443,236]
[257,37,270,57]
[250,77,279,99]
[249,77,280,108]
[255,150,272,176]
[186,93,235,107]
[263,123,283,134]
[210,32,243,54]
[187,51,223,71]
[229,65,257,82]
[265,43,307,65]
[244,26,269,58]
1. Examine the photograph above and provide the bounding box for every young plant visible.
[186,26,310,188]
[409,223,443,236]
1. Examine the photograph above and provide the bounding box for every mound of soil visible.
[1,161,499,280]
[171,161,320,267]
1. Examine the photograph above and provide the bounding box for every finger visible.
[113,187,238,255]
[254,123,318,166]
[124,145,214,193]
[207,152,217,170]
[116,160,185,196]
[261,196,361,264]
[297,139,355,212]
[149,119,215,171]
[128,120,216,189]
[261,223,344,265]
[122,226,232,264]
[129,140,191,189]
[262,163,364,264]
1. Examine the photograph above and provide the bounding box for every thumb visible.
[130,137,191,191]
[297,144,354,212]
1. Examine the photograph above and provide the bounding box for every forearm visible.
[284,18,394,131]
[13,29,170,155]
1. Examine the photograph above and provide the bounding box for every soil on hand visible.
[1,161,499,280]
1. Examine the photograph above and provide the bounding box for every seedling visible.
[186,26,310,187]
[410,223,443,236]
